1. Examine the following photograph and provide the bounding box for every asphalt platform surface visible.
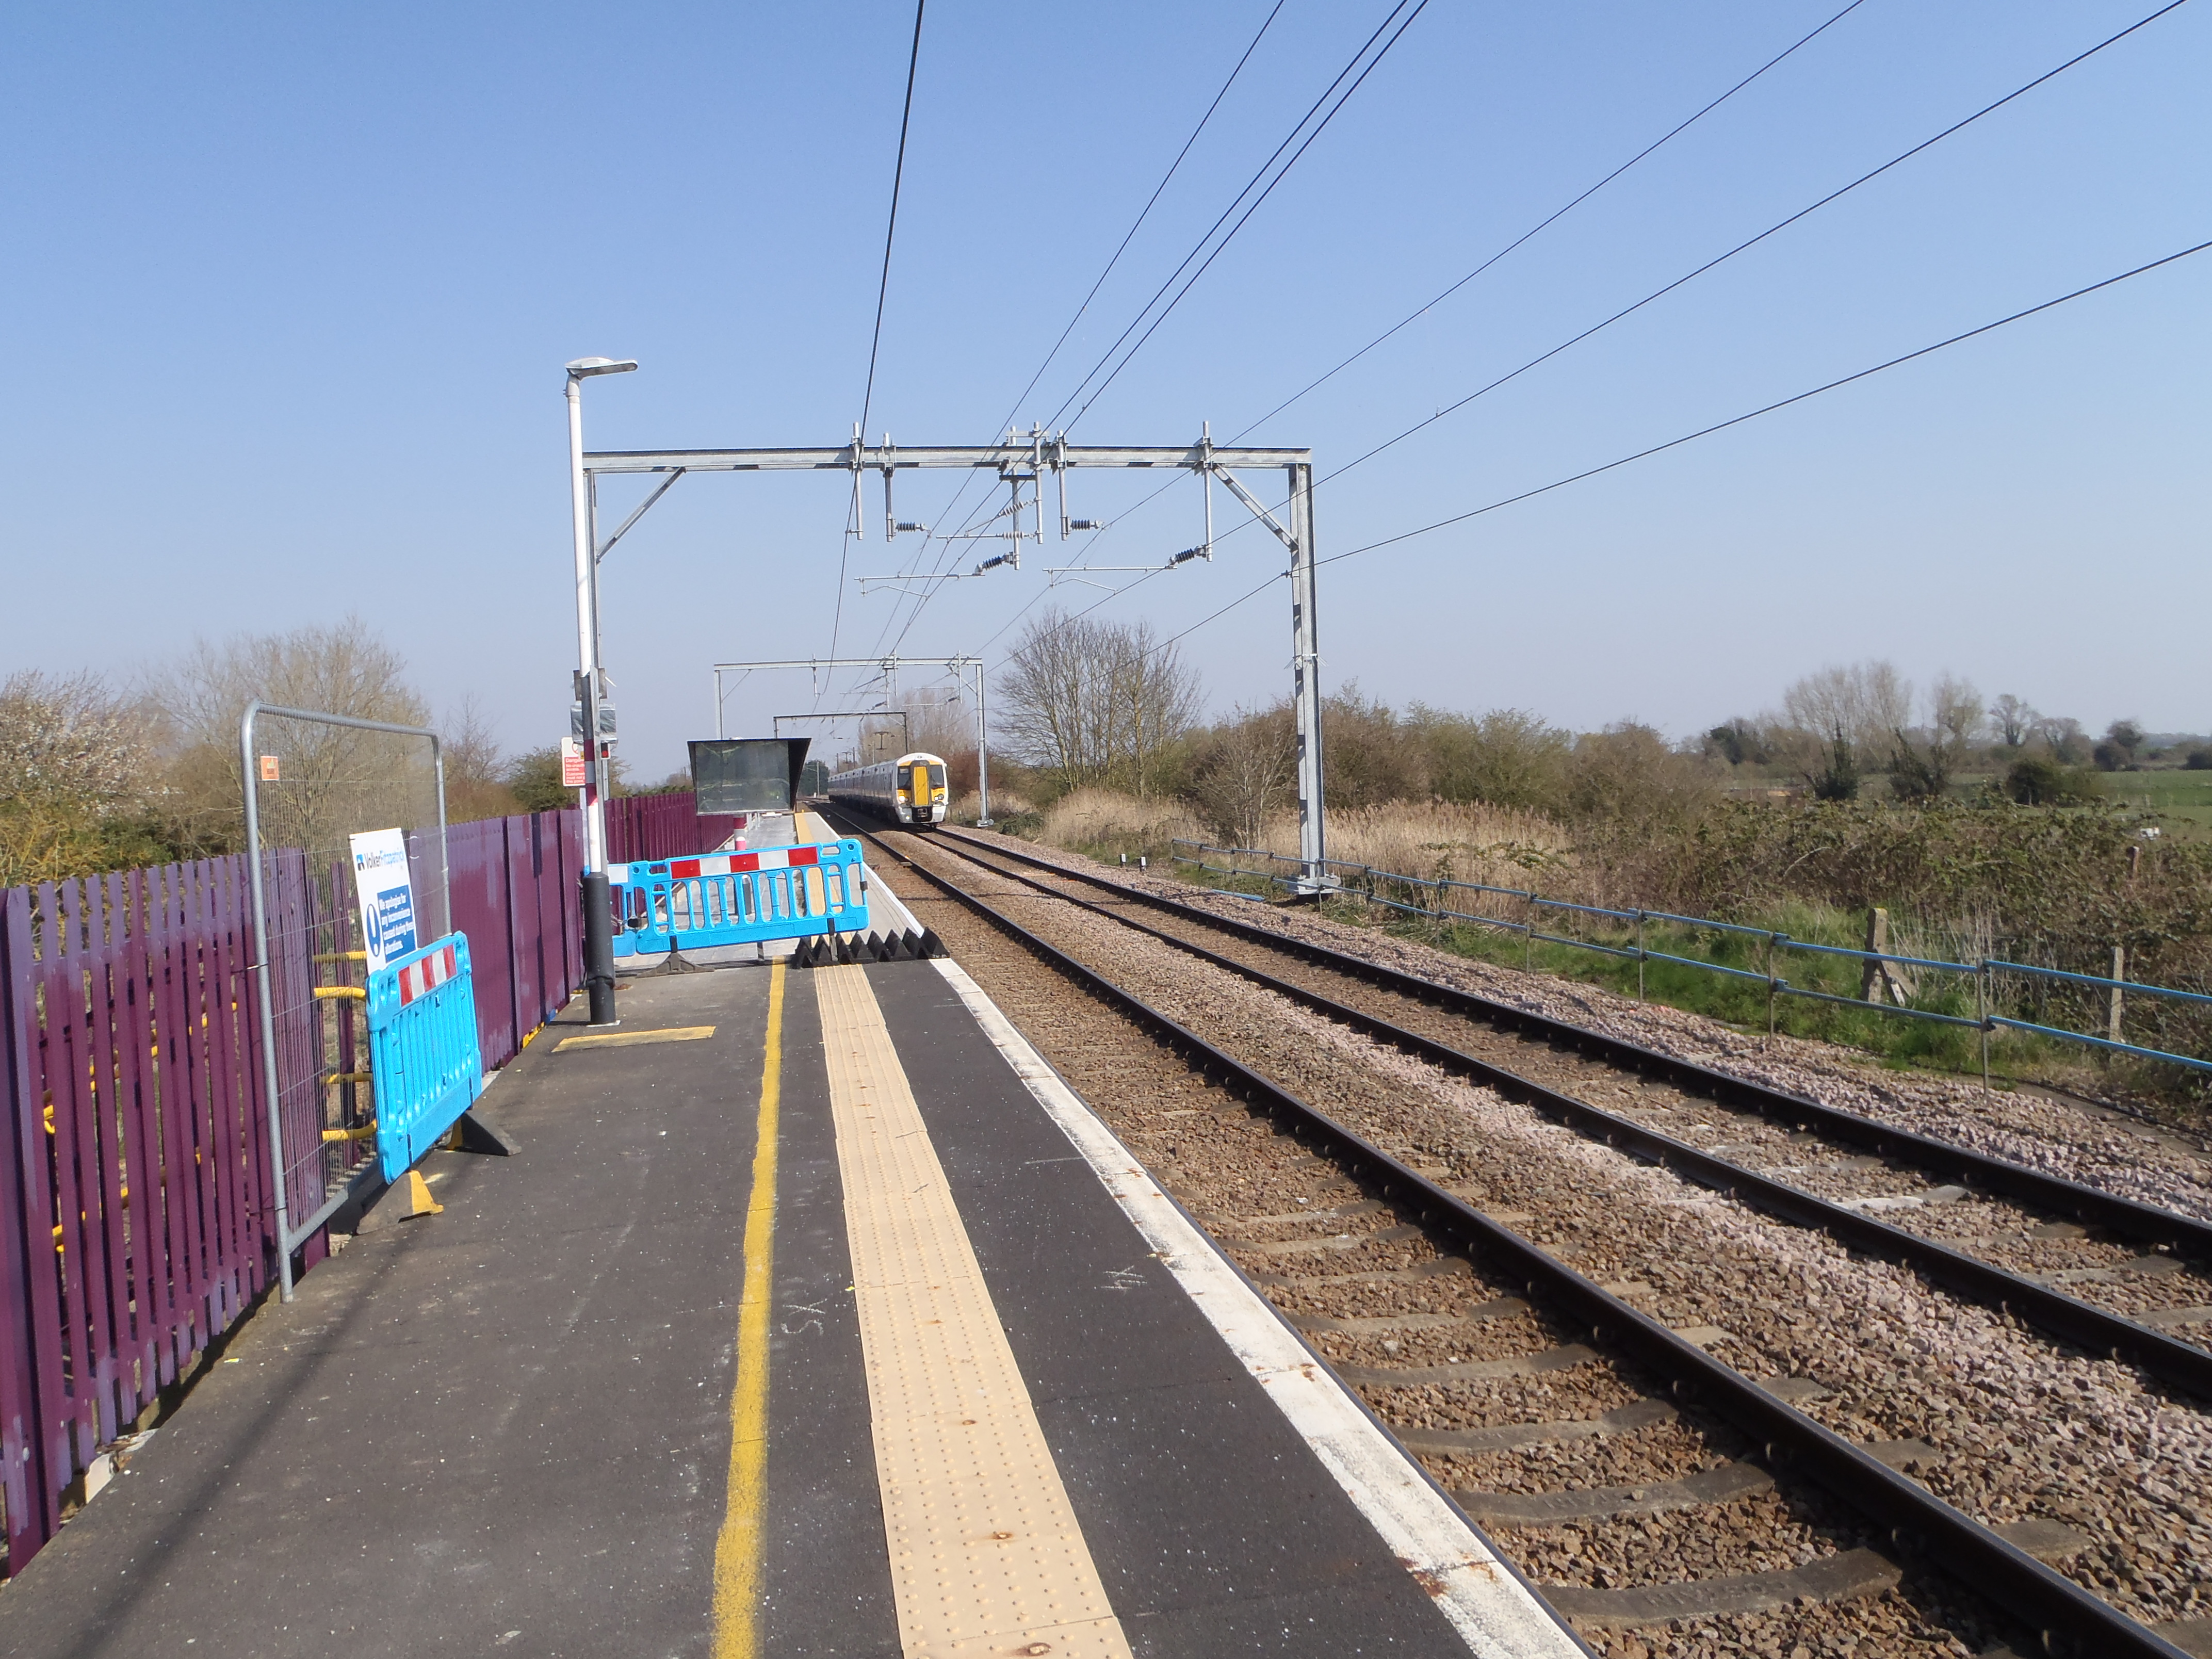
[0,958,1474,1657]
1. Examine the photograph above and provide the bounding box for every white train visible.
[826,752,950,826]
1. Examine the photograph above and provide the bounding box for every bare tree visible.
[1000,609,1202,796]
[440,696,521,822]
[152,617,433,857]
[2032,712,2091,766]
[1191,704,1295,846]
[1990,693,2035,750]
[1119,626,1204,799]
[1780,661,1912,751]
[1891,674,1982,800]
[1000,611,1109,786]
[1774,660,1913,799]
[900,687,974,761]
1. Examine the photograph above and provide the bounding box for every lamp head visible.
[566,357,638,379]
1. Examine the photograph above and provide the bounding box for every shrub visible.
[1565,723,1722,834]
[1321,685,1427,808]
[1809,730,1860,801]
[0,671,169,885]
[2005,756,2102,805]
[2187,749,2212,772]
[1410,705,1570,810]
[507,746,574,812]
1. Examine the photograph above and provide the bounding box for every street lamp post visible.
[566,355,636,1026]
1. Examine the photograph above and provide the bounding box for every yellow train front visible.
[826,752,950,826]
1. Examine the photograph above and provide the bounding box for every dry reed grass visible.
[951,789,1035,823]
[1027,790,1583,891]
[1259,801,1577,892]
[1038,787,1206,852]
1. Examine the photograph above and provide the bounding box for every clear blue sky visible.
[7,1,2206,778]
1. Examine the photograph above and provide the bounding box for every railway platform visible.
[0,848,1581,1656]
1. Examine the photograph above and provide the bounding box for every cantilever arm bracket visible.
[597,468,687,563]
[1210,466,1296,554]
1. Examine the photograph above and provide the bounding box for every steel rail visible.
[908,830,2212,1399]
[842,817,2191,1659]
[939,827,2212,1259]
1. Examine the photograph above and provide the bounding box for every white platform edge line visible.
[929,956,1587,1659]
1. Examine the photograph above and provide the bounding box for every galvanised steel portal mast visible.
[585,432,1329,886]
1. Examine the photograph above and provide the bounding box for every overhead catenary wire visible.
[822,0,928,702]
[1141,237,2212,656]
[1111,0,2197,584]
[1027,0,1876,582]
[1303,0,2194,500]
[873,0,1428,674]
[1001,0,1290,440]
[1233,0,1872,442]
[856,0,1291,676]
[1047,0,1434,435]
[872,2,2193,705]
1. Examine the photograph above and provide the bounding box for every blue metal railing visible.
[1169,838,2211,1076]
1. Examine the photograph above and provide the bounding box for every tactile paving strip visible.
[815,965,1133,1659]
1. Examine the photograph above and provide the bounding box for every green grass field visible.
[2107,769,2212,834]
[1927,766,2212,837]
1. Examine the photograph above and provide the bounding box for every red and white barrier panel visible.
[667,846,821,878]
[397,942,460,1006]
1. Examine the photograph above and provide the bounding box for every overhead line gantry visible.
[585,431,1329,884]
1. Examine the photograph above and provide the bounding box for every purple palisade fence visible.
[0,807,583,1576]
[0,857,275,1567]
[445,809,585,1070]
[603,793,738,865]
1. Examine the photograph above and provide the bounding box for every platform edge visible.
[928,956,1592,1659]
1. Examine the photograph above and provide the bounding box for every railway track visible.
[928,828,2212,1380]
[827,810,2212,1658]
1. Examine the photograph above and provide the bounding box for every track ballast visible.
[830,811,2212,1658]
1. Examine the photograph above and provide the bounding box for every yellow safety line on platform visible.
[816,964,1132,1659]
[712,962,784,1659]
[555,1024,716,1052]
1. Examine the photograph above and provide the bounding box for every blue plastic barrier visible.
[611,839,870,958]
[366,933,485,1182]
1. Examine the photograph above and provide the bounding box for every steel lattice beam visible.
[583,442,1309,475]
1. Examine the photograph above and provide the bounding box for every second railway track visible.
[931,827,2212,1385]
[831,810,2212,1658]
